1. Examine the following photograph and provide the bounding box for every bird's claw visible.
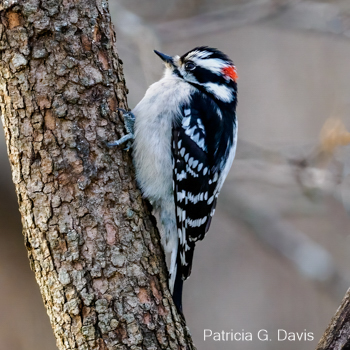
[108,109,135,150]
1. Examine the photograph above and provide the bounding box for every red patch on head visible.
[222,66,238,82]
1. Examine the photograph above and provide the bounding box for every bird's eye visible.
[185,62,196,71]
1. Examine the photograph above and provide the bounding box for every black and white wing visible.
[172,93,236,280]
[170,92,237,313]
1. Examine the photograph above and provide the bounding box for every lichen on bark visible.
[0,0,195,349]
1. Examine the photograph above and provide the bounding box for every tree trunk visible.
[0,0,195,349]
[316,288,350,350]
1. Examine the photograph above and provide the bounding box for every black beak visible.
[154,50,174,66]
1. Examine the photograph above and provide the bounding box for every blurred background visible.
[2,0,350,349]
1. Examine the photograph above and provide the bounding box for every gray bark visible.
[316,288,350,350]
[0,0,195,349]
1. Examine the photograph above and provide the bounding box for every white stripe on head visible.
[191,57,228,75]
[203,82,234,102]
[186,50,212,59]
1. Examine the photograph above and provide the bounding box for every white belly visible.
[132,76,194,203]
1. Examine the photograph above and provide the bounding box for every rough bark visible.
[316,288,350,350]
[0,0,195,349]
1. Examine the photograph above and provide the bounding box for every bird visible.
[109,46,238,314]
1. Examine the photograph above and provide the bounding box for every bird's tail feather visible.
[168,240,184,314]
[172,248,184,314]
[168,242,178,294]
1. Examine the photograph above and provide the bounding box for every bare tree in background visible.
[0,0,195,349]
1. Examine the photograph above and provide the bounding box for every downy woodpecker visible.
[110,46,238,314]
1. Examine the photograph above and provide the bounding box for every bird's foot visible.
[107,108,135,150]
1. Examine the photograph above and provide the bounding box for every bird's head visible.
[154,46,237,103]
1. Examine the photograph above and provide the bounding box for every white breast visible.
[132,75,195,202]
